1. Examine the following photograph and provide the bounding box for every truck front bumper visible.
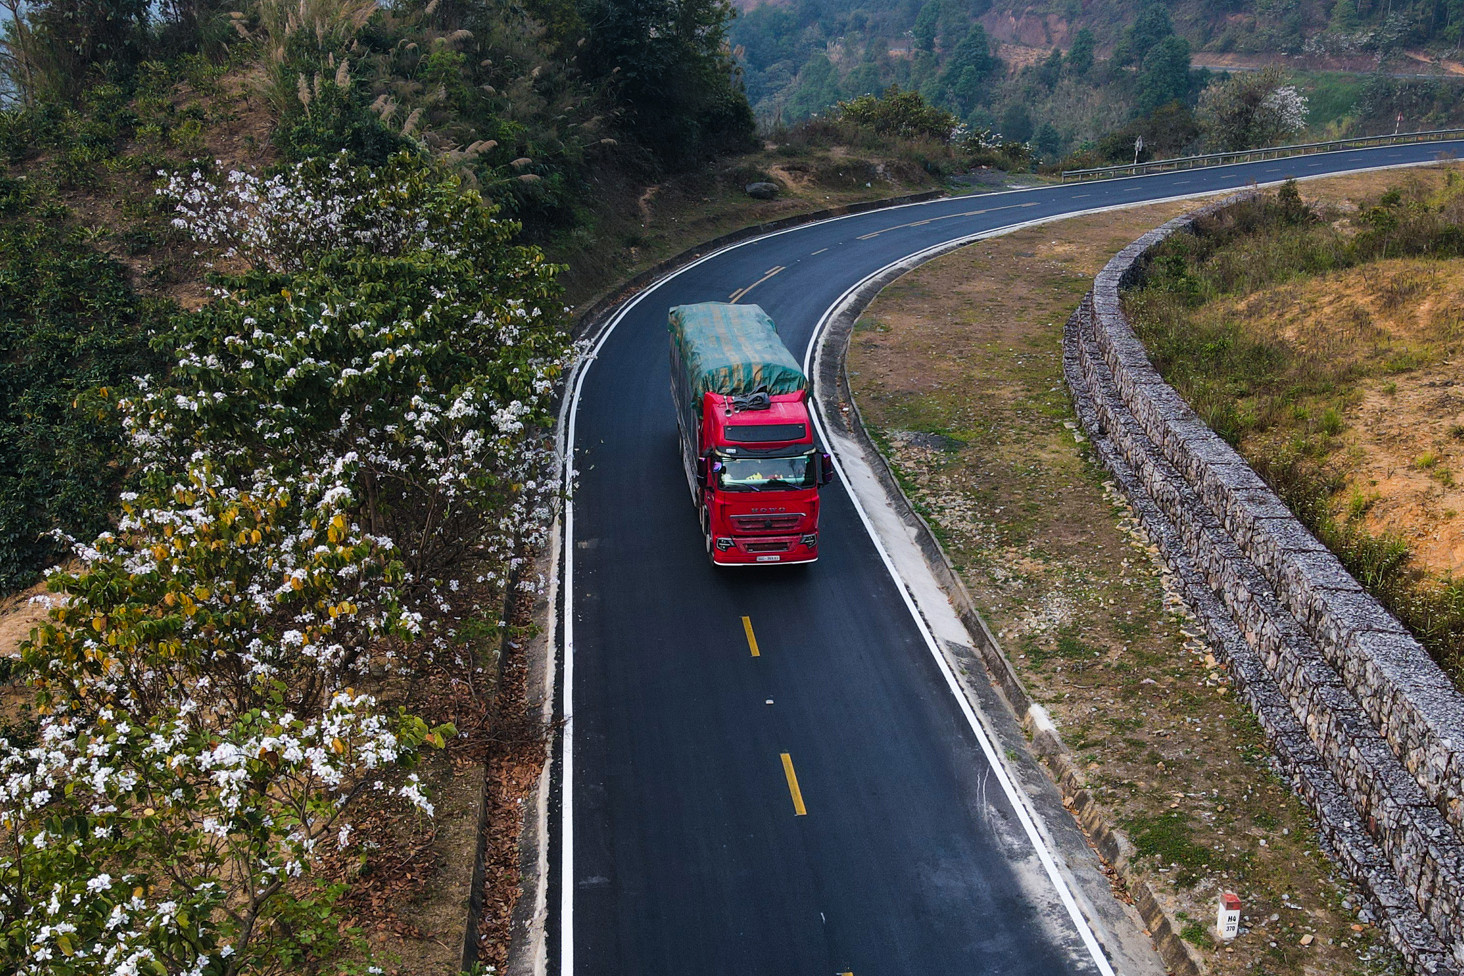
[710,532,818,566]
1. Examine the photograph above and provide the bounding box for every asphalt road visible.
[556,139,1464,976]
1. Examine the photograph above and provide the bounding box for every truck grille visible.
[732,514,801,533]
[743,540,791,553]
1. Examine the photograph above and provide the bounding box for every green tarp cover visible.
[668,303,808,401]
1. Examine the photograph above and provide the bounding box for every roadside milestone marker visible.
[1217,892,1242,941]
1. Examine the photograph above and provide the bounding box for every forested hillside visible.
[731,0,1464,161]
[0,0,762,590]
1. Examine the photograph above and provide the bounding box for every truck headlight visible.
[715,537,735,551]
[800,533,817,547]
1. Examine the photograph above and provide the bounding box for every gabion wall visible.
[1063,195,1464,976]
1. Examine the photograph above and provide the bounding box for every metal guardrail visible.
[1059,127,1464,181]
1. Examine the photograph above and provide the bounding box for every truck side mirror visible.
[696,456,709,489]
[819,452,835,486]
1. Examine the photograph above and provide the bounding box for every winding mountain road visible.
[553,140,1464,976]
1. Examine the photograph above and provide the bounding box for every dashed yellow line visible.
[780,752,808,816]
[729,265,786,303]
[854,201,1038,240]
[742,615,760,657]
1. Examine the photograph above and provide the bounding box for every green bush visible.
[0,111,30,164]
[0,90,133,170]
[835,86,958,141]
[0,177,170,593]
[273,74,413,165]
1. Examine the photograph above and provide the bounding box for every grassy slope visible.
[553,147,952,307]
[1127,165,1464,683]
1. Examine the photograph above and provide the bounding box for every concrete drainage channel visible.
[1064,194,1464,976]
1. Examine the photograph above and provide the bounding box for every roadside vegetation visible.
[844,171,1426,976]
[1127,170,1464,682]
[0,0,976,968]
[0,174,170,592]
[0,149,568,975]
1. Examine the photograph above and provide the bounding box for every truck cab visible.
[690,391,833,564]
[667,302,833,566]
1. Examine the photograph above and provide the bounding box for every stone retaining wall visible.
[1064,195,1464,975]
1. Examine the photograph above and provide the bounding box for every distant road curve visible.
[550,138,1464,976]
[1190,52,1464,80]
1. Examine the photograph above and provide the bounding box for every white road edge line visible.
[801,225,1124,970]
[548,155,1453,976]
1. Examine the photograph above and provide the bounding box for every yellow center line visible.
[742,615,760,657]
[957,201,1040,218]
[780,752,808,816]
[854,201,1039,240]
[729,265,785,303]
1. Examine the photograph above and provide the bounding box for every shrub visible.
[154,152,571,587]
[0,177,171,593]
[0,153,568,973]
[273,70,412,165]
[834,85,958,141]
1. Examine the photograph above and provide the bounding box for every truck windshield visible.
[716,453,815,491]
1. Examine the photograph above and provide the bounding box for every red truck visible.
[668,302,833,565]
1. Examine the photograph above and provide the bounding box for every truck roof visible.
[668,302,808,402]
[705,392,812,448]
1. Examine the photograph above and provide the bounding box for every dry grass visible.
[1126,164,1464,678]
[1203,255,1464,576]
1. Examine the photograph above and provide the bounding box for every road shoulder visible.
[829,183,1416,976]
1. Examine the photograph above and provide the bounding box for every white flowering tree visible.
[1261,85,1308,139]
[1196,67,1310,152]
[151,153,569,601]
[0,153,570,974]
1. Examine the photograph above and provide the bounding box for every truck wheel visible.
[701,508,715,560]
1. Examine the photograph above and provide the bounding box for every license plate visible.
[756,555,781,562]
